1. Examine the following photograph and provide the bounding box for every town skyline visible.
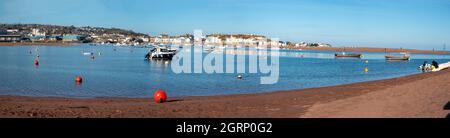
[2,23,333,48]
[1,0,450,50]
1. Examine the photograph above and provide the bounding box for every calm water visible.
[0,44,449,98]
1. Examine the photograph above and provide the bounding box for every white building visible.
[6,29,19,33]
[270,38,281,48]
[193,29,204,43]
[205,36,221,45]
[31,28,46,36]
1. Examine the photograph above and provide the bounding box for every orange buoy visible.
[34,59,39,65]
[75,76,83,83]
[153,89,167,103]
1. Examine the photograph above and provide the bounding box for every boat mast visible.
[444,43,446,51]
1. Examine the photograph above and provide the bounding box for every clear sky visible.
[1,0,449,50]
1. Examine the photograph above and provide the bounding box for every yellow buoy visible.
[364,67,369,73]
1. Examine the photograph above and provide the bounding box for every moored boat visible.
[385,55,410,61]
[385,52,410,61]
[334,52,362,58]
[203,46,215,52]
[335,47,362,58]
[145,46,177,60]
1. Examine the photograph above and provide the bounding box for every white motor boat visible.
[145,46,177,60]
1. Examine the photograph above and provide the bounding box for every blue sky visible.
[1,0,449,50]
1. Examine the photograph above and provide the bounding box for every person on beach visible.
[432,60,439,69]
[422,61,428,69]
[420,61,432,71]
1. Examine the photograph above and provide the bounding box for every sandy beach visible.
[1,69,449,118]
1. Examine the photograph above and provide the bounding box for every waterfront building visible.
[47,35,62,41]
[62,34,81,42]
[31,28,46,36]
[29,36,46,42]
[0,35,22,42]
[193,29,204,44]
[205,35,222,46]
[0,29,6,35]
[6,29,19,34]
[270,38,281,48]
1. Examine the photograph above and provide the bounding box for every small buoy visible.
[34,59,39,65]
[90,56,95,59]
[75,76,83,83]
[364,67,369,73]
[237,74,243,80]
[153,89,167,103]
[364,60,368,64]
[98,52,102,56]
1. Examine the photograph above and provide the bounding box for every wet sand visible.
[297,46,450,55]
[303,70,450,118]
[1,69,449,118]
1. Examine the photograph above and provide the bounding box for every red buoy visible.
[153,89,167,103]
[75,76,83,83]
[34,59,39,65]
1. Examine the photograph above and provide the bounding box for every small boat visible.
[385,53,410,61]
[203,47,215,52]
[432,61,450,72]
[83,52,93,56]
[335,47,362,58]
[334,52,362,58]
[145,46,177,60]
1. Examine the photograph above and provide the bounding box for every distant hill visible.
[0,23,148,37]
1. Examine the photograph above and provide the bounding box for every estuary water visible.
[0,44,449,98]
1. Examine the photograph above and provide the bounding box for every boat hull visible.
[385,56,410,61]
[150,53,175,60]
[335,54,362,58]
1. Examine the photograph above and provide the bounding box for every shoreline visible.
[1,42,449,55]
[298,46,450,55]
[1,69,449,118]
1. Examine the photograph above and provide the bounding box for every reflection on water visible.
[0,44,449,98]
[147,59,171,68]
